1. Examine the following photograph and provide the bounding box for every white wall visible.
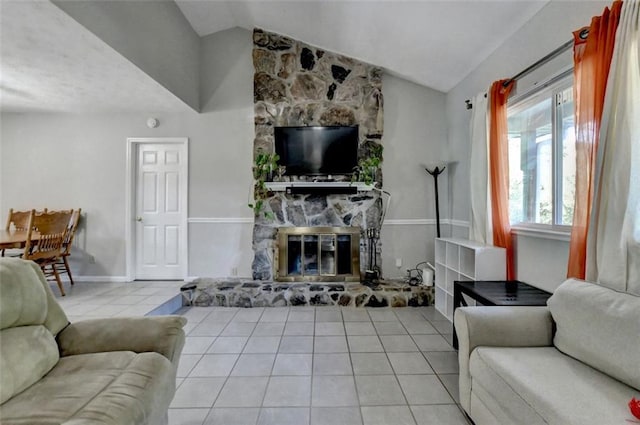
[0,26,446,281]
[0,27,254,279]
[445,1,610,291]
[381,74,448,279]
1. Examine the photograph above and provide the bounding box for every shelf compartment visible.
[435,239,446,264]
[445,268,459,294]
[435,286,447,317]
[446,293,454,321]
[460,247,475,277]
[435,263,446,290]
[446,242,459,271]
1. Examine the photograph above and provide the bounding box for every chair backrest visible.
[61,208,82,256]
[23,210,74,262]
[5,209,32,231]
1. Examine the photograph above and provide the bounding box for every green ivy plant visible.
[352,145,383,185]
[249,153,280,217]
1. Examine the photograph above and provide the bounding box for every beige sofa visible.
[455,278,639,425]
[0,258,187,425]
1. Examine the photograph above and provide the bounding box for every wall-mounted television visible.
[274,126,359,176]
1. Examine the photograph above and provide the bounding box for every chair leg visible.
[63,256,74,285]
[51,265,65,296]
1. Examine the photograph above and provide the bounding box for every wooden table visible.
[452,280,552,349]
[0,229,39,250]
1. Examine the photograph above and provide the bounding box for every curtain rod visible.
[464,29,588,110]
[501,38,575,88]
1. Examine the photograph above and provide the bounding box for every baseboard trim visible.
[63,276,130,283]
[60,276,200,283]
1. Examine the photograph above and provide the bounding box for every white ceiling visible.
[176,0,550,92]
[0,1,189,113]
[0,0,550,113]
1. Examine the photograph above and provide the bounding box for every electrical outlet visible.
[395,258,402,268]
[231,267,238,277]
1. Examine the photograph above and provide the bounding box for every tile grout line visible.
[340,309,366,425]
[203,308,244,416]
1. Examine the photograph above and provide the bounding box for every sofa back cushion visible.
[0,325,60,404]
[548,279,640,390]
[0,258,68,335]
[0,258,63,403]
[0,260,48,330]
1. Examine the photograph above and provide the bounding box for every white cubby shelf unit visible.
[434,237,506,321]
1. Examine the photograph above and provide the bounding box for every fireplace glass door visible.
[320,235,336,275]
[277,227,360,282]
[303,235,319,276]
[287,235,302,276]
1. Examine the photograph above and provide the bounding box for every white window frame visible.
[507,69,574,240]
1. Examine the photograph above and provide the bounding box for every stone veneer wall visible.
[252,29,384,280]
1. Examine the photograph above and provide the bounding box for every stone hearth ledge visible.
[182,279,434,308]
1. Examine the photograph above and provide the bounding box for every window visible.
[507,75,575,228]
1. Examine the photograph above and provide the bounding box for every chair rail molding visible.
[188,217,253,224]
[185,218,471,226]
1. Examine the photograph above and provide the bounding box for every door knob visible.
[136,216,143,222]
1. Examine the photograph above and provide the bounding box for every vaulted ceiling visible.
[176,0,549,92]
[0,1,189,113]
[1,0,550,113]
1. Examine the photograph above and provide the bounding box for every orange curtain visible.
[567,1,622,279]
[489,79,515,280]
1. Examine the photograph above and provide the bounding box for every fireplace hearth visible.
[185,278,434,308]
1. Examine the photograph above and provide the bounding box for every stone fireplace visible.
[252,29,384,281]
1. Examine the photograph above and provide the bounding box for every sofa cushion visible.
[547,278,640,390]
[0,325,60,404]
[0,258,68,336]
[0,351,175,425]
[0,260,48,330]
[470,346,635,424]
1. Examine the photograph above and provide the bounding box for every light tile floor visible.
[171,305,471,425]
[53,281,471,425]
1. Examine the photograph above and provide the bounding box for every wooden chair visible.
[2,209,34,256]
[54,208,82,285]
[23,209,74,296]
[5,208,32,231]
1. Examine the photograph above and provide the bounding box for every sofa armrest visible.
[57,315,187,365]
[454,306,554,413]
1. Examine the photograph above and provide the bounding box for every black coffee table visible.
[452,280,552,349]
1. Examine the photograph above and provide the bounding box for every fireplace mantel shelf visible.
[265,182,375,192]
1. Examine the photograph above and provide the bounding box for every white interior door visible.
[134,142,186,279]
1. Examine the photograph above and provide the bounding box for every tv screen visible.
[274,126,358,176]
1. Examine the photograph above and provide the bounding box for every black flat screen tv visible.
[274,126,359,176]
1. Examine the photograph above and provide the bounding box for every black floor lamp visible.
[425,166,445,238]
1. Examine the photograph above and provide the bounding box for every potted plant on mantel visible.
[353,144,383,186]
[249,152,280,217]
